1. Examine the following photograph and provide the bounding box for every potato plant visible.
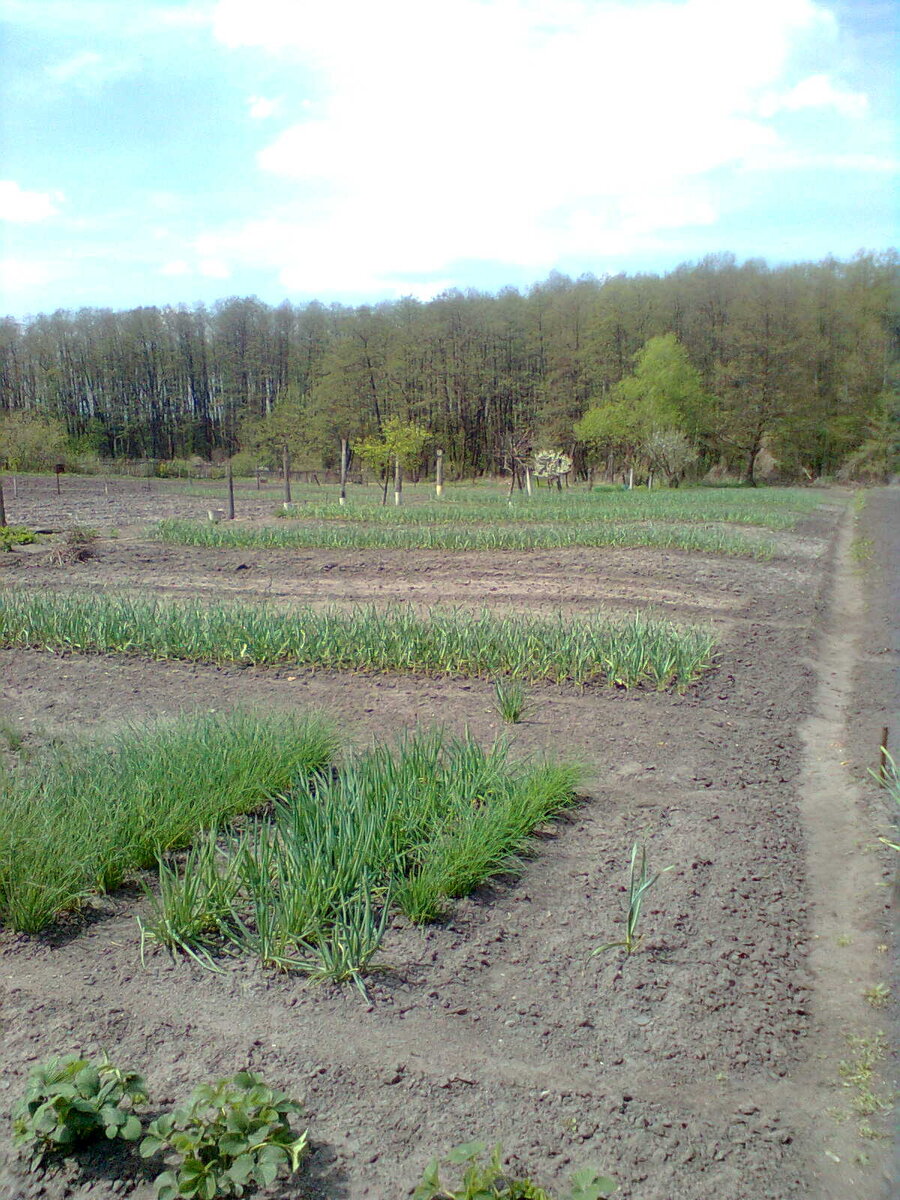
[12,1053,147,1168]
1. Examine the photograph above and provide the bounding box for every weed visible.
[413,1140,615,1199]
[0,716,25,752]
[494,678,528,723]
[12,1053,147,1169]
[592,842,674,957]
[838,1032,893,1119]
[49,525,98,565]
[140,1072,307,1199]
[863,983,891,1008]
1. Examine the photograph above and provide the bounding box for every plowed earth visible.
[0,476,896,1200]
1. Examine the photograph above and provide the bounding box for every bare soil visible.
[0,476,896,1200]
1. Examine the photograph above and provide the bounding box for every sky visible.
[0,0,896,318]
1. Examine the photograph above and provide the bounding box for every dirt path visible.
[796,491,897,1198]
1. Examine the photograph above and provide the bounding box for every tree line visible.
[1,251,897,483]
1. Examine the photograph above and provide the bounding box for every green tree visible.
[0,411,68,472]
[354,416,430,504]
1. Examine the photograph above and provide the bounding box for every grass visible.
[838,1032,893,1120]
[155,516,774,557]
[0,710,337,933]
[140,730,580,991]
[0,591,716,690]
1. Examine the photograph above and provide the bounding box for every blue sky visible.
[0,0,896,317]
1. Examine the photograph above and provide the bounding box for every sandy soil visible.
[0,478,896,1200]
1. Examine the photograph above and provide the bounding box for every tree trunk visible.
[0,476,6,526]
[393,456,402,506]
[226,459,235,519]
[339,438,348,505]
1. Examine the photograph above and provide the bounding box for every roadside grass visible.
[0,711,337,933]
[140,730,580,990]
[0,591,716,690]
[155,516,774,557]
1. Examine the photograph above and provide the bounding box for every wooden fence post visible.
[340,438,348,505]
[435,448,444,497]
[226,459,235,519]
[282,445,292,506]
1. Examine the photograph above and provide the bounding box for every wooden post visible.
[507,466,516,498]
[435,448,444,497]
[648,471,653,490]
[525,467,532,496]
[628,467,634,490]
[226,459,235,520]
[0,476,6,527]
[282,445,292,505]
[393,456,402,506]
[256,465,261,491]
[339,438,348,505]
[879,727,890,784]
[587,467,594,492]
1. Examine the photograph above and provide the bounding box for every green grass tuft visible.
[0,710,337,933]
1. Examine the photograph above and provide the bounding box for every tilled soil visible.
[0,479,896,1200]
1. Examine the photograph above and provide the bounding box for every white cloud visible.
[196,1,872,294]
[160,259,192,276]
[758,73,868,119]
[0,257,61,293]
[0,181,63,223]
[198,257,231,279]
[247,95,282,120]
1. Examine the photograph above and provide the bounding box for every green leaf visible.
[153,1170,180,1200]
[447,1139,488,1164]
[121,1114,143,1141]
[227,1154,255,1184]
[141,1134,164,1157]
[568,1168,617,1200]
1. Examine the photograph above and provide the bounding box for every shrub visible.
[12,1053,147,1168]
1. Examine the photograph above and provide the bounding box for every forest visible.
[0,251,897,484]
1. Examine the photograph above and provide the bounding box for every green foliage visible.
[0,411,68,472]
[157,515,774,557]
[140,1072,308,1200]
[0,711,337,932]
[494,679,528,723]
[592,842,674,957]
[0,590,718,691]
[576,336,707,473]
[12,1053,147,1169]
[0,525,37,550]
[354,415,431,475]
[142,732,579,988]
[413,1141,615,1200]
[238,388,310,466]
